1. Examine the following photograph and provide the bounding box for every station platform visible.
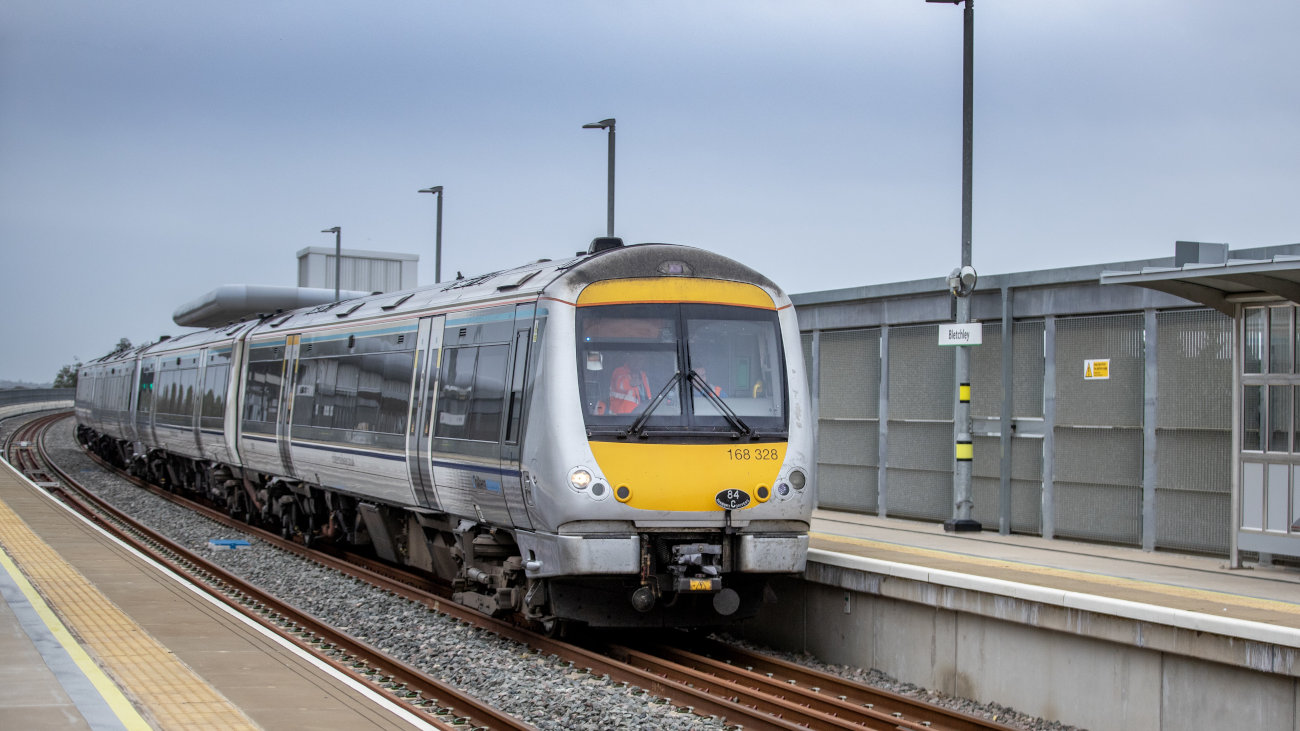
[765,509,1300,729]
[810,508,1300,635]
[0,456,433,730]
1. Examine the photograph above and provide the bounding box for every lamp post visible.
[417,186,444,283]
[928,0,981,532]
[582,118,616,236]
[321,227,341,300]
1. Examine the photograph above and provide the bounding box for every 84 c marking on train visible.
[715,489,751,510]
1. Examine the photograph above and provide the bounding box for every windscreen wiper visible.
[625,372,681,439]
[688,369,758,439]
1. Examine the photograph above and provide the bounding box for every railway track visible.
[23,410,1014,731]
[7,411,530,731]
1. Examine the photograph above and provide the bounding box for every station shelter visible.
[792,241,1300,564]
[1101,242,1300,565]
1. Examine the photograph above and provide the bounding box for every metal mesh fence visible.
[1053,426,1144,543]
[818,330,879,419]
[802,332,815,398]
[1013,320,1046,418]
[968,319,1046,418]
[1054,480,1143,544]
[815,329,880,513]
[1056,314,1144,427]
[1051,315,1145,545]
[971,435,1044,533]
[884,324,954,520]
[1156,309,1232,429]
[816,421,879,512]
[1154,309,1232,553]
[969,322,1003,419]
[1155,485,1230,554]
[888,325,953,420]
[885,421,953,520]
[802,303,1234,555]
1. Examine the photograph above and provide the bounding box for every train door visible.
[136,356,158,450]
[277,335,300,478]
[192,349,207,456]
[125,357,141,447]
[500,303,535,530]
[226,337,248,467]
[406,315,444,510]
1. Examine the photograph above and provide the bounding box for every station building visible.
[793,241,1300,565]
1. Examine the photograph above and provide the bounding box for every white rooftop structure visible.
[296,247,419,294]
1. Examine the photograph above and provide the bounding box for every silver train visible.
[75,240,813,628]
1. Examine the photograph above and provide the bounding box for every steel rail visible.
[30,413,530,731]
[59,412,1014,731]
[671,638,1010,731]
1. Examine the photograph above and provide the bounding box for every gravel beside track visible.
[40,416,1078,731]
[42,419,718,731]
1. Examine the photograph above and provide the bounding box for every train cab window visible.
[684,308,785,420]
[577,303,787,438]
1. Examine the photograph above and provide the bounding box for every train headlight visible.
[776,482,791,498]
[569,468,593,491]
[789,469,807,490]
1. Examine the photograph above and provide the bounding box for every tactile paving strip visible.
[0,466,259,730]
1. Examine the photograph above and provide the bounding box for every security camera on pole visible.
[929,0,982,532]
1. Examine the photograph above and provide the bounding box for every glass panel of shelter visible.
[1241,305,1300,539]
[1242,306,1300,453]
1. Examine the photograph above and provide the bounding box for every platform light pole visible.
[418,186,444,283]
[321,227,341,300]
[928,0,982,532]
[582,118,616,236]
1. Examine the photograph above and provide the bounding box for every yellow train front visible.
[519,242,813,627]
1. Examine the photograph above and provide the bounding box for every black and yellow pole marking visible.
[955,382,972,461]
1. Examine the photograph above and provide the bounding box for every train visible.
[75,239,813,629]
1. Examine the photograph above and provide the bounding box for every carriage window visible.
[243,360,283,429]
[201,364,229,421]
[138,365,155,413]
[294,352,415,435]
[434,344,509,441]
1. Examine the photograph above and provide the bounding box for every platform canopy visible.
[1100,243,1300,316]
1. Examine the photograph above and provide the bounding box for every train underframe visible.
[76,426,777,630]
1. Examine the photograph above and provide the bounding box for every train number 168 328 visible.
[727,448,779,461]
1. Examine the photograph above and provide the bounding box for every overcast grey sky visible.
[2,1,1297,383]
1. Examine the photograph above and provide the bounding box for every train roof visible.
[87,241,790,362]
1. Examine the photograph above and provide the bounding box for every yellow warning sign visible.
[1084,359,1110,380]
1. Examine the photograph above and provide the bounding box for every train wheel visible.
[281,504,298,540]
[540,617,568,638]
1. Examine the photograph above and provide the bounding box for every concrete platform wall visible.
[751,576,1300,730]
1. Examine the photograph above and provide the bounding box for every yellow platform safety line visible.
[0,495,259,730]
[811,531,1300,617]
[0,547,151,730]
